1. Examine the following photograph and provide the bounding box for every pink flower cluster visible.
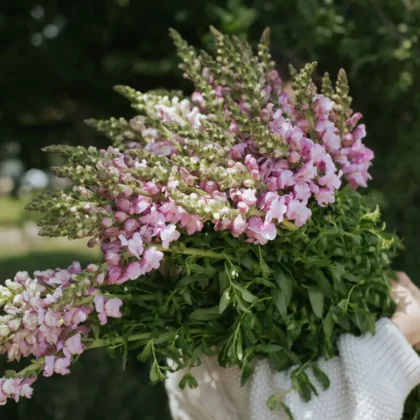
[77,75,373,286]
[0,264,123,404]
[0,377,35,404]
[99,193,204,286]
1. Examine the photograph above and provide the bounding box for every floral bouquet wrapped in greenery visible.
[0,28,399,409]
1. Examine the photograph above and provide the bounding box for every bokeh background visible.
[1,0,420,418]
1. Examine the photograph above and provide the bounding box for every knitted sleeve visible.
[165,319,420,420]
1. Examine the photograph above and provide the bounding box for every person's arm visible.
[165,273,420,420]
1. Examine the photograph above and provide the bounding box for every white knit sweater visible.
[165,320,420,420]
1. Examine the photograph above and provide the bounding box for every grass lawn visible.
[0,195,99,265]
[0,196,28,226]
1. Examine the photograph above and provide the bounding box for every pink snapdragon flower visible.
[94,296,123,325]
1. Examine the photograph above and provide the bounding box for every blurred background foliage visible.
[1,0,420,418]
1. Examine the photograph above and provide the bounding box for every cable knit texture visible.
[165,319,420,420]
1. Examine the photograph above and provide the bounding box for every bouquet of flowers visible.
[0,28,399,413]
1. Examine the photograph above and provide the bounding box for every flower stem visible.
[85,328,206,350]
[151,244,228,260]
[281,220,298,231]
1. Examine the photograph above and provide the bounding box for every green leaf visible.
[128,340,144,351]
[255,277,275,287]
[308,286,324,318]
[183,292,193,305]
[298,381,312,402]
[91,324,100,340]
[188,264,206,274]
[178,374,189,390]
[337,299,348,311]
[255,344,282,353]
[201,339,214,356]
[178,275,196,287]
[137,340,153,363]
[312,364,330,390]
[236,296,250,313]
[219,288,231,314]
[149,361,161,383]
[296,371,317,401]
[219,270,230,295]
[179,373,198,390]
[366,313,376,335]
[178,273,208,287]
[240,256,254,271]
[314,270,333,298]
[275,289,288,320]
[266,394,280,410]
[282,348,301,365]
[236,331,244,361]
[187,374,199,389]
[274,268,293,305]
[189,306,221,321]
[240,361,253,386]
[269,351,292,371]
[323,312,334,339]
[122,341,128,370]
[260,260,273,278]
[233,283,258,303]
[280,402,295,420]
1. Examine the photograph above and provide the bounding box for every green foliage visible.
[89,188,398,412]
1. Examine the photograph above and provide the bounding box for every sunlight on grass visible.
[0,197,28,226]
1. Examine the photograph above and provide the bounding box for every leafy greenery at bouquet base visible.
[102,188,398,411]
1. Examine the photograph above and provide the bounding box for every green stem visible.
[281,220,298,231]
[133,187,153,198]
[110,294,155,301]
[249,209,265,217]
[85,328,206,350]
[151,244,228,260]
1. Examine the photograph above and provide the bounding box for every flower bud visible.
[88,237,100,248]
[114,211,129,223]
[0,325,10,337]
[101,217,113,228]
[87,264,99,273]
[0,286,13,299]
[13,294,24,307]
[8,319,21,331]
[14,272,29,284]
[5,280,23,292]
